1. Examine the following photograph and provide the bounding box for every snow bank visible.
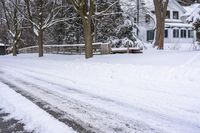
[0,82,76,133]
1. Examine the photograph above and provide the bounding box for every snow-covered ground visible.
[0,81,76,133]
[0,50,200,133]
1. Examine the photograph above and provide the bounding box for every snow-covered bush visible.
[192,41,200,50]
[110,37,144,49]
[110,17,142,48]
[111,37,134,48]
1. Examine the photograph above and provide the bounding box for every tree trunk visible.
[70,0,94,59]
[153,0,169,49]
[82,17,93,59]
[13,34,20,56]
[13,43,17,56]
[38,0,44,57]
[154,20,161,47]
[38,29,43,57]
[158,21,165,49]
[13,3,19,56]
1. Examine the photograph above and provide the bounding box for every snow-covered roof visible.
[172,0,187,13]
[0,43,10,47]
[120,0,186,12]
[143,0,187,12]
[165,22,193,28]
[166,19,183,23]
[183,3,200,16]
[182,3,200,23]
[0,43,5,46]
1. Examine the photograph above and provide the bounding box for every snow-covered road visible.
[0,66,158,133]
[0,51,200,133]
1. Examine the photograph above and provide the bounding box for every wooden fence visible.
[18,43,111,55]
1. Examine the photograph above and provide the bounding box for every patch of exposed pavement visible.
[0,108,33,133]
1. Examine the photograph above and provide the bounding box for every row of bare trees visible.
[0,0,64,57]
[0,0,170,58]
[0,0,127,59]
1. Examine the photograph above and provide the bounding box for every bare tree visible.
[13,0,68,57]
[69,0,95,59]
[153,0,169,49]
[1,0,23,56]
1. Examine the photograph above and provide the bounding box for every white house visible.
[143,0,195,44]
[120,0,196,46]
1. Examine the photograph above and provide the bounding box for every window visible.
[166,11,170,19]
[181,30,187,38]
[147,30,155,41]
[188,30,194,38]
[165,29,168,38]
[173,11,179,19]
[173,29,179,38]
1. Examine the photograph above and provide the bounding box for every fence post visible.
[101,43,111,54]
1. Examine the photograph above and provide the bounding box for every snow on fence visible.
[18,43,111,55]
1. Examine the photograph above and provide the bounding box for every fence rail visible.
[18,43,111,55]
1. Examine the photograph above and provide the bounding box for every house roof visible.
[173,0,187,13]
[182,3,200,23]
[183,3,200,16]
[120,0,186,12]
[165,22,193,28]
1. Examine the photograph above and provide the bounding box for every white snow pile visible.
[0,82,76,133]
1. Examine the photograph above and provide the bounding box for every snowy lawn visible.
[0,50,200,133]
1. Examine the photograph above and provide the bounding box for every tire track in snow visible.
[0,70,159,133]
[1,64,200,133]
[0,72,95,133]
[13,70,200,132]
